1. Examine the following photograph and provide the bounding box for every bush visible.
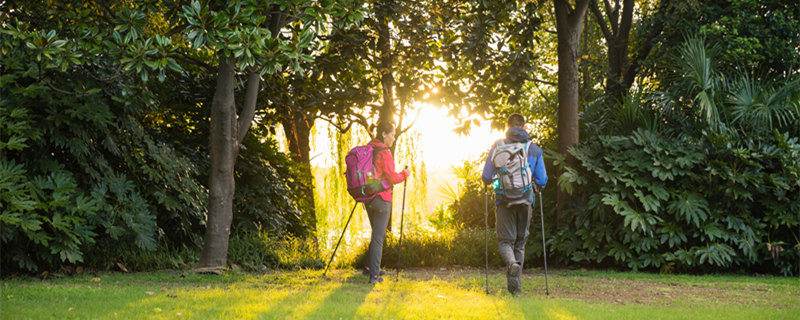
[228,232,324,271]
[0,82,207,274]
[437,158,498,230]
[553,37,800,275]
[233,135,313,238]
[342,228,505,270]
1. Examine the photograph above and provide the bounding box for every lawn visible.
[2,268,798,319]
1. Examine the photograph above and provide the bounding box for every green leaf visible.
[667,192,709,228]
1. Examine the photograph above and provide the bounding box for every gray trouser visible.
[496,203,531,269]
[366,196,391,275]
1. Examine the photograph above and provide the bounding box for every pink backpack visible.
[344,145,390,202]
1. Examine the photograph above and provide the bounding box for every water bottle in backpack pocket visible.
[491,140,533,206]
[344,145,390,202]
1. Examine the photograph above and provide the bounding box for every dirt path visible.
[394,267,800,309]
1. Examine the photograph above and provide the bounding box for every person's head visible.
[374,122,396,147]
[507,113,525,128]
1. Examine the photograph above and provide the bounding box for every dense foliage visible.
[556,36,800,275]
[647,0,800,85]
[0,4,208,272]
[0,1,312,273]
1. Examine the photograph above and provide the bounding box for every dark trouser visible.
[496,203,531,271]
[365,196,391,275]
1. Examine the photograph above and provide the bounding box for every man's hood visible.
[505,127,531,143]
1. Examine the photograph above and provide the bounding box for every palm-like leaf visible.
[679,36,721,128]
[728,76,800,133]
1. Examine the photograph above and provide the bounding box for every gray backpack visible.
[492,140,533,206]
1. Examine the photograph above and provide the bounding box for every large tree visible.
[553,0,590,221]
[588,0,673,101]
[172,0,363,271]
[553,0,590,160]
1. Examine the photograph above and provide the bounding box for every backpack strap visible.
[522,141,530,158]
[371,146,389,192]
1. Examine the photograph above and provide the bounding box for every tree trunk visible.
[590,0,672,101]
[281,108,317,234]
[622,0,672,90]
[589,0,633,102]
[197,60,238,271]
[376,2,395,232]
[195,9,294,272]
[554,0,590,224]
[376,6,395,129]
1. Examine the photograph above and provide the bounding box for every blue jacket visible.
[481,127,548,205]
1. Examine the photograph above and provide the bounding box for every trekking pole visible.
[539,190,550,295]
[323,202,358,277]
[397,178,408,278]
[484,184,489,294]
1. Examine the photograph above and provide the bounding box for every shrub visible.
[553,37,800,275]
[343,228,504,270]
[228,232,324,271]
[439,158,498,230]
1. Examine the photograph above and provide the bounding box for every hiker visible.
[364,122,409,284]
[481,113,548,295]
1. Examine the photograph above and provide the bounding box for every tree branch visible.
[618,0,634,43]
[237,70,261,143]
[315,112,372,137]
[590,0,613,40]
[164,24,188,38]
[532,80,553,106]
[623,0,672,89]
[397,107,422,137]
[169,51,216,73]
[44,82,98,98]
[603,0,618,33]
[531,77,558,86]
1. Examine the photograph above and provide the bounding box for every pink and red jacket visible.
[368,139,409,202]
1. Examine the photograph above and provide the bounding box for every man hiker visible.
[481,113,548,295]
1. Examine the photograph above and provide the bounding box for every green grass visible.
[2,268,798,319]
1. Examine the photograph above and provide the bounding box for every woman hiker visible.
[363,121,409,284]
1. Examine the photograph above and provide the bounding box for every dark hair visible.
[372,122,394,141]
[507,113,525,128]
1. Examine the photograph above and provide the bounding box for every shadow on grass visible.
[104,284,301,319]
[304,272,373,319]
[100,271,364,319]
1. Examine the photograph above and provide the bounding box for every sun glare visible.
[415,103,500,171]
[302,103,502,214]
[413,103,501,212]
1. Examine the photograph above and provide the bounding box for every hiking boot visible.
[368,274,384,284]
[506,274,520,294]
[507,263,521,278]
[362,267,386,276]
[506,263,521,294]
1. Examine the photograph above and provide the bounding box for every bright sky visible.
[306,103,501,170]
[414,103,500,171]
